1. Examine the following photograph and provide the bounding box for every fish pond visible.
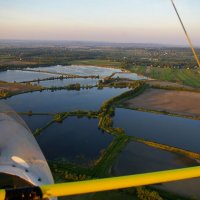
[32,78,99,87]
[3,88,129,113]
[112,141,198,176]
[21,115,53,133]
[112,141,200,199]
[113,108,200,153]
[27,65,122,77]
[0,70,57,82]
[36,117,114,165]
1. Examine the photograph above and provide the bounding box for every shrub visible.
[136,187,163,200]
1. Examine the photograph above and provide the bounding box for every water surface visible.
[27,65,122,77]
[33,78,99,87]
[112,141,198,176]
[113,108,200,153]
[36,117,114,165]
[0,70,57,82]
[21,115,53,133]
[112,141,200,199]
[3,88,129,113]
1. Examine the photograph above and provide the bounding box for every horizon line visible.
[0,39,199,48]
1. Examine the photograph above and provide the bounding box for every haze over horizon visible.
[0,0,199,46]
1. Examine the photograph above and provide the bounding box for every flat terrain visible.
[0,82,42,98]
[123,88,200,117]
[69,59,121,68]
[130,66,200,88]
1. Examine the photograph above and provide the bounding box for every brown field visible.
[123,88,200,118]
[0,82,42,98]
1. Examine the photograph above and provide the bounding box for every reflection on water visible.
[21,115,53,133]
[3,88,129,113]
[33,78,99,87]
[36,117,114,165]
[113,72,148,80]
[28,65,122,77]
[112,141,198,176]
[112,141,200,199]
[114,108,200,153]
[0,70,57,82]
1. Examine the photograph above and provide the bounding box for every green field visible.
[70,59,121,67]
[130,66,200,88]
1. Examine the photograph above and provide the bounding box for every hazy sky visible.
[0,0,199,45]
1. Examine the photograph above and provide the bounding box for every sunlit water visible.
[32,78,99,87]
[3,88,129,113]
[27,65,122,77]
[0,70,57,82]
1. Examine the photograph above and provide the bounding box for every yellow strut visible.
[41,166,200,198]
[0,191,5,200]
[1,166,200,199]
[171,0,200,68]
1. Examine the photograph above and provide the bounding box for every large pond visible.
[21,115,53,133]
[3,88,129,113]
[112,141,200,199]
[112,141,198,176]
[0,70,57,82]
[113,72,148,80]
[36,117,114,165]
[113,108,200,153]
[27,65,122,77]
[32,78,99,87]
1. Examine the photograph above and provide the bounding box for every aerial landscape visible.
[0,0,200,200]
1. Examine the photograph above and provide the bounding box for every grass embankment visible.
[130,66,200,88]
[98,82,146,136]
[21,69,100,80]
[45,84,94,92]
[33,111,99,136]
[136,139,200,160]
[94,82,148,178]
[21,75,99,84]
[150,84,200,92]
[92,135,130,177]
[50,135,130,181]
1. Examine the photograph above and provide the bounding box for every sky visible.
[0,0,199,46]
